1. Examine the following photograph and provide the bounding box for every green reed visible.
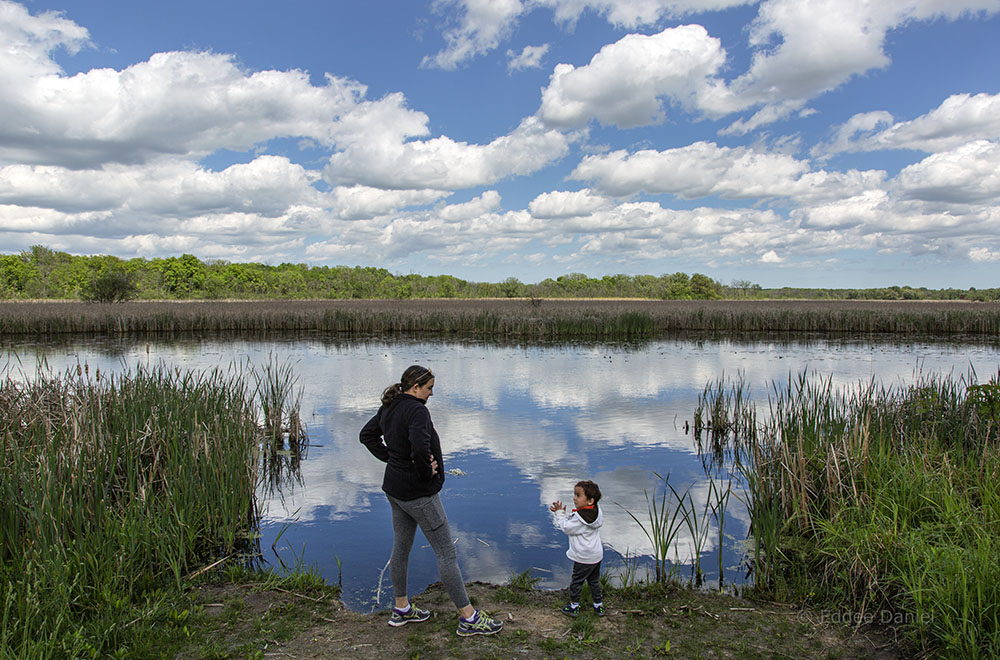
[696,368,1000,658]
[0,359,302,658]
[2,299,999,339]
[251,356,308,497]
[618,473,688,583]
[619,472,735,588]
[613,549,641,589]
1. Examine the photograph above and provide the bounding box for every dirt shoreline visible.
[184,580,909,659]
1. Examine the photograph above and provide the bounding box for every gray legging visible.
[386,493,471,610]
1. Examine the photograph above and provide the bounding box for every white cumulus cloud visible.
[894,140,1000,204]
[970,247,1000,262]
[1,46,371,167]
[507,44,550,72]
[569,142,809,198]
[0,156,323,218]
[538,25,728,129]
[424,0,752,69]
[529,189,611,218]
[423,0,527,70]
[437,190,503,221]
[821,92,1000,155]
[0,2,451,170]
[325,116,571,191]
[0,0,90,78]
[330,186,452,220]
[794,189,891,230]
[721,0,1000,134]
[540,0,753,27]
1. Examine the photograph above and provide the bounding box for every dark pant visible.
[569,560,602,604]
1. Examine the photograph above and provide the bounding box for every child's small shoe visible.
[593,603,606,617]
[561,603,579,617]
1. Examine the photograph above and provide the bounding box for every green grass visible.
[194,577,900,660]
[0,359,305,658]
[696,368,1000,659]
[494,570,544,605]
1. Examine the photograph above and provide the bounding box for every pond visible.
[5,334,999,612]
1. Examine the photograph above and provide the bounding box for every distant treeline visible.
[762,286,1000,301]
[1,245,997,302]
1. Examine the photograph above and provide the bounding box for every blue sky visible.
[2,0,999,288]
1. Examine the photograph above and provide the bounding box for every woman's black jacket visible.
[359,393,445,501]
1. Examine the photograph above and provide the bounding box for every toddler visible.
[550,480,605,617]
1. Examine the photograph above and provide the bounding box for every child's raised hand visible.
[549,500,565,512]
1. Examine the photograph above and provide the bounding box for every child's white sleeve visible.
[553,511,586,535]
[552,509,568,532]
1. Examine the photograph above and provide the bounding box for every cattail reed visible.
[0,358,304,657]
[696,369,1000,658]
[619,472,736,589]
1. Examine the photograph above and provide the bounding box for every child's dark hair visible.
[576,480,601,504]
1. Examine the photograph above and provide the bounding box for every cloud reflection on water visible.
[7,334,998,610]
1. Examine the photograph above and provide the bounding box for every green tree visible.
[0,254,34,298]
[601,274,630,297]
[155,254,207,297]
[435,275,458,298]
[555,273,588,297]
[633,274,660,298]
[23,245,58,298]
[500,277,523,298]
[80,267,139,303]
[661,272,692,299]
[227,263,270,297]
[275,265,307,298]
[690,273,723,299]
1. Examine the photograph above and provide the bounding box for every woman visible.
[359,365,503,637]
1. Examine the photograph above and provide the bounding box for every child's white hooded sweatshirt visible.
[553,506,604,564]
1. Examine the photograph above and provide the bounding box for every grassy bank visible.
[165,577,901,660]
[2,299,1000,339]
[696,370,1000,659]
[0,360,303,659]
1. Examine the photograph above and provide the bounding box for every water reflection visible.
[4,334,998,611]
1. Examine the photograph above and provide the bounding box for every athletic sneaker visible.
[561,603,579,617]
[388,605,431,627]
[456,610,504,636]
[593,604,606,617]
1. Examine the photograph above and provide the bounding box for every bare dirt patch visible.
[188,581,908,660]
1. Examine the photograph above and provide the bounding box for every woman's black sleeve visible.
[359,410,389,462]
[407,406,435,481]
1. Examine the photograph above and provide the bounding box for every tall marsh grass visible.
[696,369,1000,659]
[619,473,735,589]
[252,356,308,497]
[0,359,302,658]
[2,299,999,339]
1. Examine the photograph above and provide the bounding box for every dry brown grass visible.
[2,298,999,338]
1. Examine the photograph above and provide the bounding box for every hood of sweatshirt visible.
[575,504,602,527]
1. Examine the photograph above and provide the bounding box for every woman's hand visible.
[430,455,439,476]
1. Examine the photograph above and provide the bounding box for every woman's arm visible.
[359,411,389,462]
[407,406,436,481]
